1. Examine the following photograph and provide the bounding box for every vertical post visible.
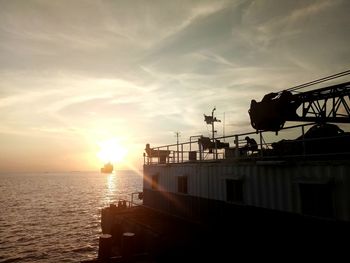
[223,112,225,141]
[167,146,169,163]
[235,135,239,157]
[211,109,215,143]
[211,108,217,160]
[181,144,183,163]
[259,131,263,157]
[302,125,306,156]
[175,132,180,163]
[177,141,179,163]
[157,147,160,164]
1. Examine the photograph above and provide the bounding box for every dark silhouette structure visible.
[145,144,171,157]
[101,162,113,173]
[145,143,171,163]
[249,90,300,133]
[240,136,258,156]
[198,136,229,153]
[271,123,350,156]
[249,80,350,133]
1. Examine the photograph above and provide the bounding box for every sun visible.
[97,138,128,164]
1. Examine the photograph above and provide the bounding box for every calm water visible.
[0,170,143,263]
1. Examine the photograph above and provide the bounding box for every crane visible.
[249,70,350,133]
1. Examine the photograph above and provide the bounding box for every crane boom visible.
[290,81,350,123]
[249,81,350,132]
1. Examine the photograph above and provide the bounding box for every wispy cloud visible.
[0,0,349,171]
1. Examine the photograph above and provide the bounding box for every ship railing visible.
[144,123,350,165]
[130,191,143,207]
[110,192,144,209]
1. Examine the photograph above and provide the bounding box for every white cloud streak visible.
[0,0,349,171]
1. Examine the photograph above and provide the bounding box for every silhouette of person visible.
[240,136,258,156]
[145,143,152,156]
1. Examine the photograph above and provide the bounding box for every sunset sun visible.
[97,138,128,164]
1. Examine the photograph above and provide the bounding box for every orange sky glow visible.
[0,0,349,172]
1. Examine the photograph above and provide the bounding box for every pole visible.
[211,108,215,141]
[204,107,220,160]
[259,131,263,157]
[302,125,306,156]
[223,112,225,141]
[190,135,203,151]
[212,108,218,159]
[175,132,181,163]
[235,135,239,157]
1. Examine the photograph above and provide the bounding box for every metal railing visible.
[143,123,350,165]
[109,192,144,209]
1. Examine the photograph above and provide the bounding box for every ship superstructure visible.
[143,71,350,222]
[101,162,113,173]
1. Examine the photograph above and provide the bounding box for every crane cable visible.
[285,69,350,93]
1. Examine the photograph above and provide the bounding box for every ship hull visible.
[143,159,350,222]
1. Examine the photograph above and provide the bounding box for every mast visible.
[211,107,215,141]
[204,107,221,159]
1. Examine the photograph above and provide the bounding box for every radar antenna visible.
[204,107,221,141]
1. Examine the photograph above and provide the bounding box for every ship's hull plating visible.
[143,160,350,222]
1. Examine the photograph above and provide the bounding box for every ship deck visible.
[144,123,350,167]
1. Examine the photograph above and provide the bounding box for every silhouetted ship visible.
[100,162,113,173]
[84,71,350,262]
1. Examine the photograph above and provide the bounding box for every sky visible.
[0,0,349,172]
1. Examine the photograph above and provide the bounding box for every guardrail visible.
[143,123,350,165]
[111,192,144,209]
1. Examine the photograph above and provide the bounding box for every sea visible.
[0,170,143,263]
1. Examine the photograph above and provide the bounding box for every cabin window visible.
[151,174,159,190]
[299,183,334,218]
[226,179,243,203]
[177,176,188,194]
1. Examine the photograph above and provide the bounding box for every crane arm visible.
[249,81,350,132]
[290,81,350,123]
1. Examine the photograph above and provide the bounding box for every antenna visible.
[204,107,221,141]
[204,107,221,160]
[223,112,225,141]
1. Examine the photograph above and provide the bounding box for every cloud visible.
[240,0,350,70]
[0,0,349,171]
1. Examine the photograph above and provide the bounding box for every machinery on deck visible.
[249,71,350,133]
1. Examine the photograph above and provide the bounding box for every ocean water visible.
[0,170,143,263]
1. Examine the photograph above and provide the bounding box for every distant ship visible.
[100,162,113,173]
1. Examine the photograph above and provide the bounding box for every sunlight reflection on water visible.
[0,170,142,263]
[105,173,117,205]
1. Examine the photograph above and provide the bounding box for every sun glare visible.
[97,138,128,164]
